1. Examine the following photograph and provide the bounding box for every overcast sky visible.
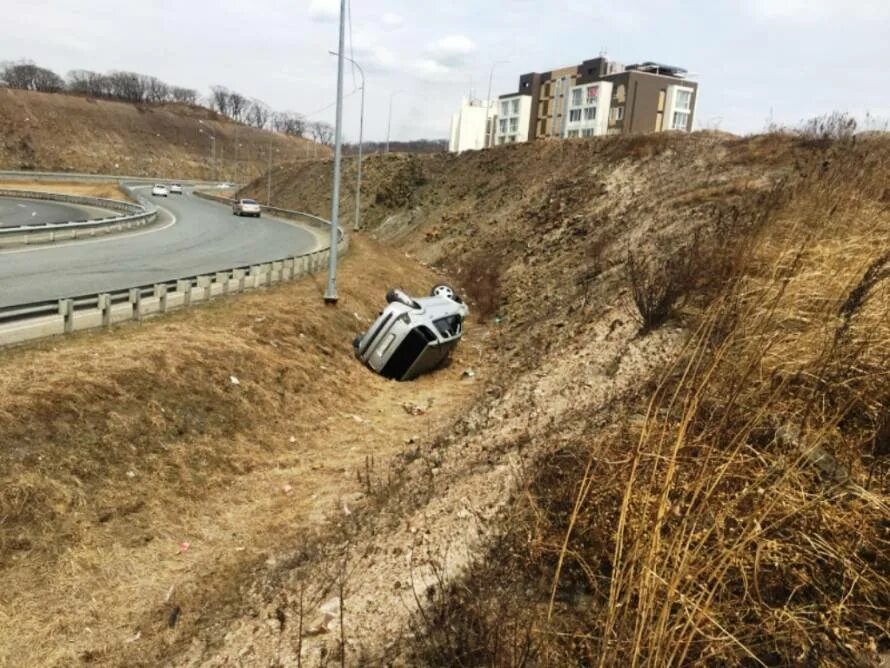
[2,0,889,141]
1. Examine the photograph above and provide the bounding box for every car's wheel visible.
[430,284,460,301]
[385,288,415,307]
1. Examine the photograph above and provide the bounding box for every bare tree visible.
[247,99,271,129]
[170,86,198,104]
[1,60,64,92]
[228,91,248,123]
[271,111,307,137]
[143,76,170,103]
[107,71,147,102]
[67,70,111,97]
[210,85,232,116]
[311,121,335,146]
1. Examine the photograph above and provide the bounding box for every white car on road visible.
[233,199,261,217]
[151,184,169,197]
[170,184,183,195]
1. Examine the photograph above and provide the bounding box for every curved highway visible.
[0,196,118,228]
[0,187,322,309]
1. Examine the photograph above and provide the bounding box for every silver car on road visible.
[353,285,469,381]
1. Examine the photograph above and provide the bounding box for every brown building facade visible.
[495,57,697,144]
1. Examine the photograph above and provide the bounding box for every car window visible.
[242,199,257,204]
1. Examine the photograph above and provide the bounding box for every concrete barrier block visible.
[71,308,103,331]
[0,314,65,346]
[166,292,186,310]
[109,302,133,325]
[140,296,161,316]
[190,287,207,304]
[176,280,192,306]
[215,272,230,294]
[282,259,295,280]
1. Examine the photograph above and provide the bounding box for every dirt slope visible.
[0,88,324,179]
[0,132,887,666]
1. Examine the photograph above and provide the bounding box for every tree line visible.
[0,59,321,141]
[0,60,448,150]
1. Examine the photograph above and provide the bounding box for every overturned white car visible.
[353,285,468,381]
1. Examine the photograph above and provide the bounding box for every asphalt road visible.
[0,187,321,308]
[0,197,117,228]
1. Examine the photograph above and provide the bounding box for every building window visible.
[510,99,519,114]
[508,135,517,143]
[675,89,693,112]
[567,130,579,138]
[500,101,509,117]
[571,89,582,107]
[582,128,595,137]
[499,118,508,133]
[672,111,690,130]
[509,117,519,132]
[671,89,693,130]
[569,109,582,122]
[584,106,596,121]
[586,85,598,101]
[615,106,624,121]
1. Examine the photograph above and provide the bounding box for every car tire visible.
[430,284,460,302]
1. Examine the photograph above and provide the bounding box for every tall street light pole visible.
[485,60,509,148]
[266,143,273,206]
[324,0,347,305]
[330,50,365,231]
[385,90,404,153]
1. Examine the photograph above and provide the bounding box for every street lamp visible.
[324,0,347,304]
[485,60,509,147]
[385,90,405,153]
[330,50,365,231]
[199,125,216,181]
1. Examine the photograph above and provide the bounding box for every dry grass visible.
[403,136,890,666]
[0,237,486,667]
[0,87,323,179]
[0,179,130,201]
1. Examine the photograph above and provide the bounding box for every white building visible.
[448,97,495,153]
[562,81,613,138]
[664,84,696,131]
[494,94,532,145]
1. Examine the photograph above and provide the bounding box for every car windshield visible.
[242,199,257,204]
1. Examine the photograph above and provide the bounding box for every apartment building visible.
[448,97,496,153]
[496,57,697,144]
[493,94,532,145]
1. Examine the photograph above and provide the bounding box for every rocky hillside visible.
[0,88,325,179]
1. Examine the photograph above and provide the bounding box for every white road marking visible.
[0,207,178,256]
[16,203,27,208]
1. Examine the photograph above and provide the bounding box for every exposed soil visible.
[0,88,325,180]
[1,131,887,666]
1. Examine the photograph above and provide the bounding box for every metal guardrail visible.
[0,195,348,348]
[0,186,158,247]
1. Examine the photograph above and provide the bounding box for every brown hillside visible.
[0,132,885,666]
[0,88,325,179]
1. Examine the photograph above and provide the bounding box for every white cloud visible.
[349,30,401,72]
[380,12,403,29]
[308,0,339,23]
[425,34,476,67]
[748,0,890,20]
